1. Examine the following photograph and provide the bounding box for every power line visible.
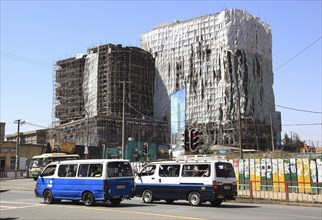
[1,50,55,68]
[283,123,322,126]
[276,105,322,114]
[274,36,322,72]
[23,121,49,129]
[126,101,166,123]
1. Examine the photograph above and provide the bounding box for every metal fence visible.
[238,180,322,203]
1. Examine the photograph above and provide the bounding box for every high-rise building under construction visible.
[141,9,281,151]
[50,44,169,157]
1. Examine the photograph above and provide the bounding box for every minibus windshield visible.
[30,158,44,169]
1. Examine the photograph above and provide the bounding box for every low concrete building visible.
[6,129,48,145]
[0,141,46,178]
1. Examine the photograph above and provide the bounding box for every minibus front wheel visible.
[82,191,95,206]
[43,190,55,204]
[142,189,153,203]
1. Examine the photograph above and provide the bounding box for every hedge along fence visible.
[229,158,322,194]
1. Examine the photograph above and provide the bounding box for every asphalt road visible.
[1,178,322,220]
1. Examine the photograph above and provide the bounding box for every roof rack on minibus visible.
[175,155,227,163]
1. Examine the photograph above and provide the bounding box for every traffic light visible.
[198,131,204,146]
[190,129,200,152]
[143,143,148,155]
[179,129,189,151]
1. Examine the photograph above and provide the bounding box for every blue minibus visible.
[34,159,135,206]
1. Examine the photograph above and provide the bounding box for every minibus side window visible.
[89,164,102,177]
[78,164,102,177]
[41,165,56,177]
[58,164,77,177]
[159,165,180,177]
[58,165,67,177]
[66,165,78,177]
[182,164,210,177]
[78,164,89,177]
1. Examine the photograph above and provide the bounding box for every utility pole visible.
[14,119,24,178]
[120,81,132,159]
[84,109,89,159]
[270,112,275,151]
[237,90,243,159]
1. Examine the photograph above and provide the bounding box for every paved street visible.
[1,178,322,220]
[0,177,36,191]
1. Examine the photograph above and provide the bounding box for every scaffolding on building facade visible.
[141,9,281,151]
[49,44,169,155]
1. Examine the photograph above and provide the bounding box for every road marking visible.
[1,201,38,204]
[0,201,45,211]
[58,204,206,220]
[1,205,17,211]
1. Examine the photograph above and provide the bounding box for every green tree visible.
[282,132,304,152]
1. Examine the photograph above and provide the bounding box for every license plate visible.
[117,185,125,189]
[224,185,231,190]
[217,195,224,199]
[113,194,130,199]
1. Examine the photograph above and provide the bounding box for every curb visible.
[234,197,322,207]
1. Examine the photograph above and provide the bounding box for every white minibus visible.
[29,153,80,180]
[135,156,237,206]
[34,159,135,206]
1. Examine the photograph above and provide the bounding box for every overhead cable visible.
[276,105,322,114]
[274,35,322,71]
[1,50,55,68]
[283,123,322,126]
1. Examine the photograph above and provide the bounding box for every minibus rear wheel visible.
[43,190,55,204]
[188,191,202,206]
[142,189,153,203]
[82,191,95,206]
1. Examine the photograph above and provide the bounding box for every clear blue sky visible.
[1,1,321,147]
